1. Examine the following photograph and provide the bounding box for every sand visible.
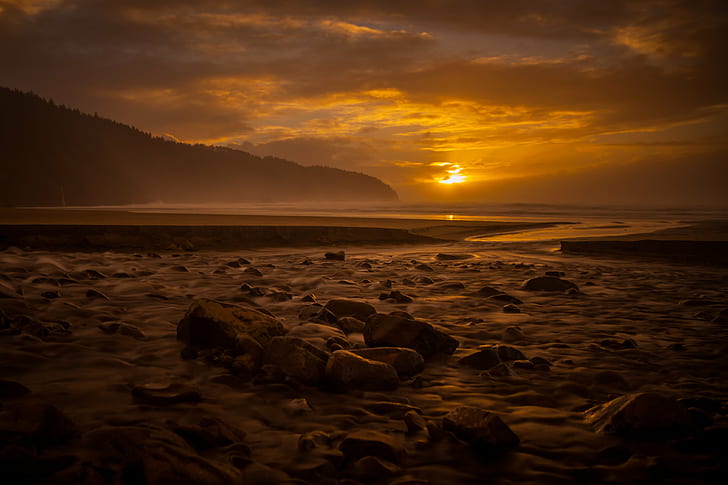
[1,211,727,484]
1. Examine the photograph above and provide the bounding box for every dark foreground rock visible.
[0,403,77,449]
[177,298,285,349]
[364,312,458,359]
[585,392,692,437]
[442,406,520,449]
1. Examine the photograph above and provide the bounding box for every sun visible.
[438,164,467,184]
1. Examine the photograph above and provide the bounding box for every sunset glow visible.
[1,1,724,205]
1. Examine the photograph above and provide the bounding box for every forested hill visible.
[0,88,398,206]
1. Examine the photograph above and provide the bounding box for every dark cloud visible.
[0,0,725,204]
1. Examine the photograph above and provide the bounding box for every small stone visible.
[98,322,146,340]
[436,253,471,261]
[244,267,263,277]
[301,294,317,303]
[225,261,241,268]
[170,265,189,272]
[415,263,433,272]
[501,326,525,343]
[323,299,377,321]
[476,285,502,297]
[41,290,59,299]
[512,360,534,370]
[503,304,520,313]
[488,293,523,304]
[522,276,578,292]
[325,350,399,391]
[379,290,414,303]
[298,430,331,452]
[174,416,247,449]
[325,251,346,261]
[131,383,202,406]
[442,406,519,449]
[403,410,427,434]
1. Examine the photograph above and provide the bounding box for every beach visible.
[1,208,727,484]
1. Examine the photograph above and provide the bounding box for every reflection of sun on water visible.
[438,164,467,184]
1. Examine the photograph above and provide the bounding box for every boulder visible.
[337,316,366,334]
[324,299,377,321]
[585,392,692,436]
[0,403,76,449]
[339,430,404,463]
[325,350,399,391]
[177,299,285,349]
[364,313,458,359]
[83,425,240,485]
[348,347,425,377]
[522,276,578,292]
[263,336,329,385]
[442,406,519,449]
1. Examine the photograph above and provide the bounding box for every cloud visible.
[0,0,725,204]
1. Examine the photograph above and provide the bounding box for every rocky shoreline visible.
[1,244,726,484]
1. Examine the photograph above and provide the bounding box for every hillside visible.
[0,88,398,206]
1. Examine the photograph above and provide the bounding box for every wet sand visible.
[1,213,727,484]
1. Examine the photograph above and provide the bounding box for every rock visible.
[585,392,691,436]
[0,403,77,448]
[364,313,458,359]
[323,299,377,322]
[351,456,401,481]
[476,285,502,297]
[173,415,247,450]
[98,322,146,340]
[83,425,240,485]
[459,347,500,370]
[414,263,433,272]
[301,293,317,303]
[339,430,404,463]
[459,345,526,370]
[337,316,366,334]
[442,406,519,449]
[170,265,189,272]
[0,380,31,399]
[263,336,329,385]
[325,251,346,261]
[488,293,523,305]
[177,299,285,349]
[41,290,59,299]
[415,276,433,285]
[287,323,347,349]
[131,383,202,406]
[325,350,399,391]
[225,261,241,268]
[522,276,578,292]
[378,291,414,304]
[503,304,520,313]
[244,267,263,277]
[403,410,427,434]
[348,347,425,377]
[501,326,525,343]
[298,430,332,452]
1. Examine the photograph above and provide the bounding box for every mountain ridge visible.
[0,87,398,206]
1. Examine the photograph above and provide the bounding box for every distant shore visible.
[0,208,561,251]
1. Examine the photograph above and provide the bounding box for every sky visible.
[1,0,727,205]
